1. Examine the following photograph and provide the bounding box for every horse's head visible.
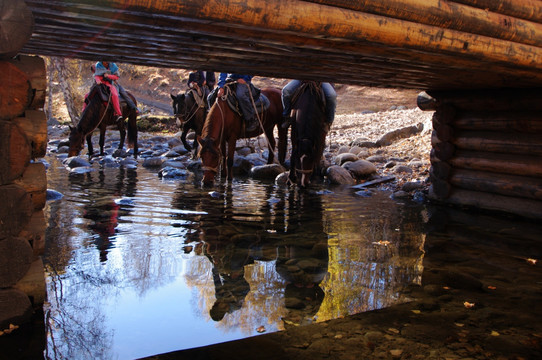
[171,93,187,124]
[68,125,85,157]
[197,135,221,187]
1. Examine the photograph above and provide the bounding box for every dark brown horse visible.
[68,83,138,158]
[170,88,207,153]
[197,86,287,186]
[287,82,328,187]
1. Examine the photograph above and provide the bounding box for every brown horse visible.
[68,83,138,158]
[287,82,328,187]
[197,86,287,186]
[170,88,207,153]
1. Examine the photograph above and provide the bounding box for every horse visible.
[287,82,328,187]
[197,86,287,187]
[170,88,207,153]
[68,83,138,158]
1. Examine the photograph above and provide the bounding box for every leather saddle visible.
[223,81,270,118]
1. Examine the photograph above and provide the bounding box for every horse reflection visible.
[70,167,137,262]
[171,183,329,324]
[275,189,329,324]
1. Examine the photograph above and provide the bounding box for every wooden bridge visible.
[1,0,542,338]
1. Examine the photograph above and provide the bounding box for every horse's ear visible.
[170,94,176,100]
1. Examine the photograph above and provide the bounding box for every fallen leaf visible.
[388,328,400,334]
[463,301,475,308]
[487,286,497,290]
[455,323,464,327]
[256,326,266,333]
[411,310,421,314]
[526,258,538,265]
[491,331,500,336]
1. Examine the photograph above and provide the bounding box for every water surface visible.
[43,155,426,359]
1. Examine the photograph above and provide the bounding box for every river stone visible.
[171,145,189,155]
[237,146,252,157]
[162,160,186,169]
[64,156,91,168]
[336,145,350,155]
[326,165,355,185]
[167,137,182,147]
[159,167,192,179]
[402,181,424,192]
[334,152,358,165]
[245,153,267,167]
[46,189,63,201]
[350,138,377,148]
[250,164,286,180]
[232,156,252,175]
[343,159,377,178]
[142,157,165,167]
[349,145,363,154]
[393,165,413,174]
[366,154,386,163]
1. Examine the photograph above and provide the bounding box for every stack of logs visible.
[0,55,47,332]
[418,89,542,219]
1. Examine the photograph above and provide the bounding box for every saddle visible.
[187,88,206,108]
[85,83,130,107]
[223,81,270,119]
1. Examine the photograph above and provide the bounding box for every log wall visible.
[0,55,47,331]
[418,89,542,219]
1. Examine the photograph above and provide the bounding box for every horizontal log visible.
[0,121,32,185]
[450,150,542,178]
[450,0,542,23]
[18,210,46,258]
[443,188,542,219]
[0,0,33,59]
[429,176,451,198]
[37,0,542,70]
[9,56,47,109]
[307,0,542,47]
[454,111,542,132]
[0,62,32,120]
[0,237,33,288]
[430,134,455,161]
[0,288,33,330]
[432,122,454,142]
[450,168,542,201]
[429,159,452,180]
[453,131,542,156]
[13,163,47,211]
[22,4,542,90]
[14,258,46,306]
[13,111,48,159]
[425,88,542,111]
[0,184,34,239]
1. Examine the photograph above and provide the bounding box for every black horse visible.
[170,88,207,153]
[69,83,138,158]
[287,82,328,187]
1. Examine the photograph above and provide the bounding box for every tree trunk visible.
[51,57,80,125]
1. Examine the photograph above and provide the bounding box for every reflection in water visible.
[43,156,427,359]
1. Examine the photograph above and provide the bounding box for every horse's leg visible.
[86,134,94,157]
[99,125,106,156]
[226,138,236,181]
[118,120,126,150]
[264,126,277,165]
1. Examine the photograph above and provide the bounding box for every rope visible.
[244,82,277,163]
